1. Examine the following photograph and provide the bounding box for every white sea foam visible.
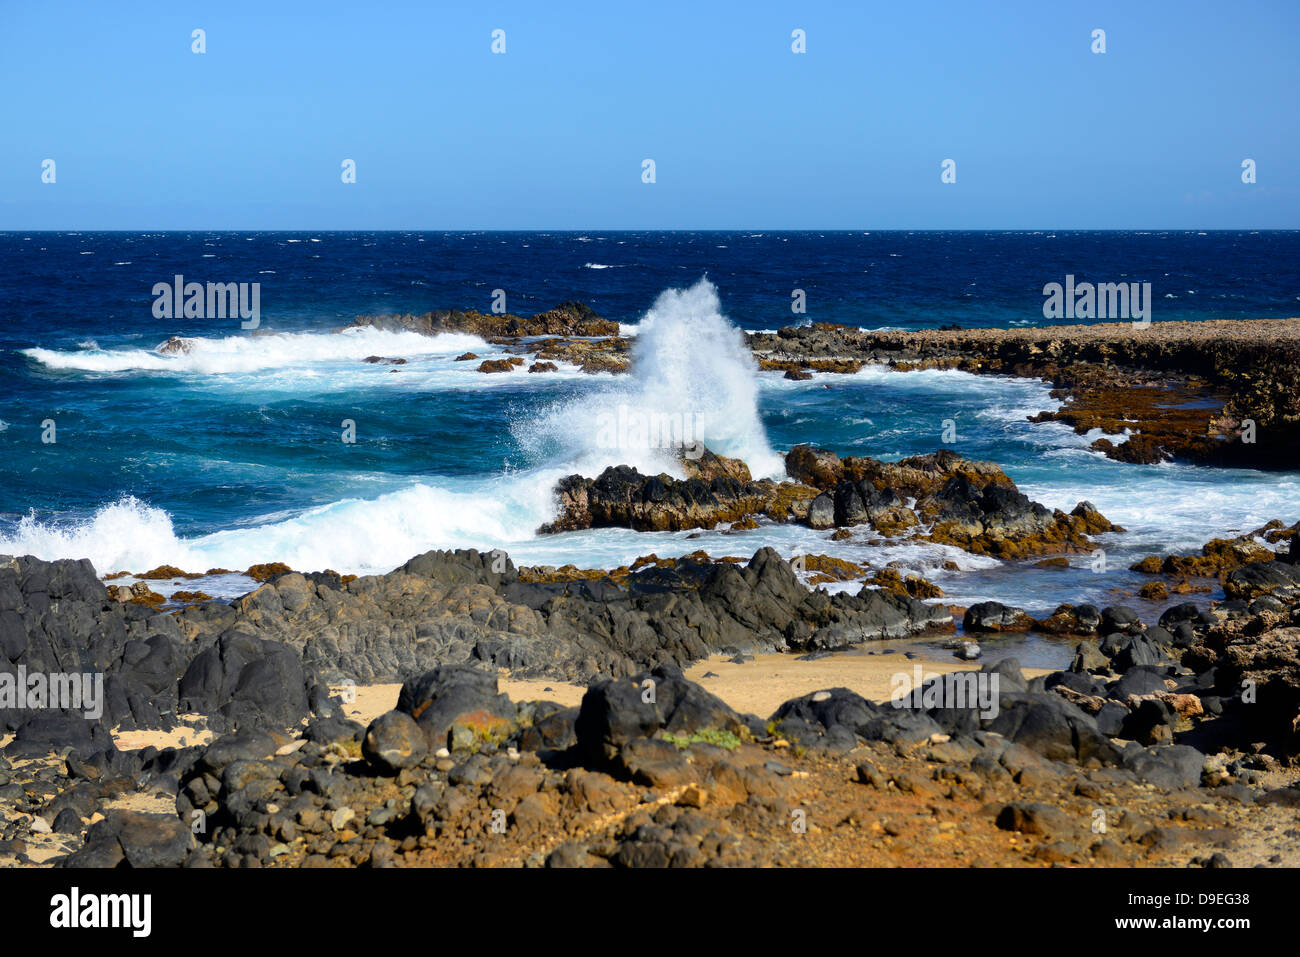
[21,328,490,376]
[1021,464,1300,556]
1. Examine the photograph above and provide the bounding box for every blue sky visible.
[1,0,1297,229]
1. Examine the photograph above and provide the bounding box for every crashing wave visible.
[21,328,490,376]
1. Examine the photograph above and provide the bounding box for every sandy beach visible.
[321,651,1051,729]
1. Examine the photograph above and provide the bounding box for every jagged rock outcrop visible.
[539,465,774,533]
[540,446,1120,560]
[180,547,954,688]
[0,552,322,761]
[344,301,619,339]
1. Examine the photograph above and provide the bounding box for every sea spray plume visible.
[0,497,192,574]
[514,278,785,479]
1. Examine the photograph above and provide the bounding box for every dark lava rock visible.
[1100,605,1144,635]
[178,630,312,733]
[1100,632,1171,672]
[1225,560,1300,601]
[1047,669,1106,697]
[51,807,84,834]
[984,692,1121,765]
[982,657,1028,692]
[362,710,427,773]
[807,493,836,529]
[995,801,1076,840]
[963,601,1032,633]
[575,665,742,766]
[1159,602,1215,635]
[303,714,364,746]
[1109,666,1170,699]
[1121,744,1204,789]
[773,687,941,746]
[4,712,117,760]
[0,556,192,734]
[1120,699,1178,744]
[517,706,579,754]
[396,664,515,749]
[62,810,194,868]
[771,687,874,732]
[195,730,279,774]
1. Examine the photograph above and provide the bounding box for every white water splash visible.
[515,277,785,478]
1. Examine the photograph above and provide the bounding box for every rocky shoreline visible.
[751,318,1300,469]
[7,303,1296,868]
[3,516,1300,868]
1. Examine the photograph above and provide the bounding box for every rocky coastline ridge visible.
[748,318,1300,469]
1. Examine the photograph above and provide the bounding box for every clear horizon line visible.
[2,226,1298,233]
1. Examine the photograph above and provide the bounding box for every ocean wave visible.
[0,475,568,577]
[20,328,490,376]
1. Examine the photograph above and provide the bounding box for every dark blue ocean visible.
[2,230,1299,665]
